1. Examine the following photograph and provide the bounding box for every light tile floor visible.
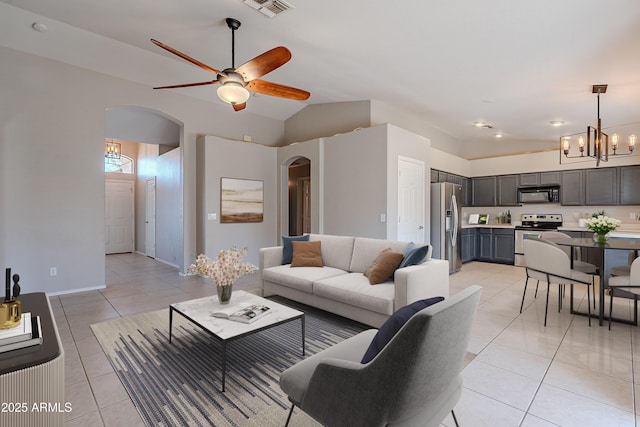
[53,254,640,426]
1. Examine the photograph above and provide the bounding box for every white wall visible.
[0,46,284,295]
[322,126,388,238]
[284,101,371,144]
[198,136,277,266]
[470,149,640,177]
[155,148,182,267]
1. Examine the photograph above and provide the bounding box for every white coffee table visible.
[169,290,305,392]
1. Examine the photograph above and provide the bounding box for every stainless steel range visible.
[514,214,563,266]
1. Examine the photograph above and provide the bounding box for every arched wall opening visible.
[104,105,184,271]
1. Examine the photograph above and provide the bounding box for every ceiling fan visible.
[151,17,310,112]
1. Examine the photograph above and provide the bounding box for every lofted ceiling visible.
[2,0,640,159]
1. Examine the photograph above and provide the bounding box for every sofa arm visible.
[393,259,450,311]
[259,246,283,270]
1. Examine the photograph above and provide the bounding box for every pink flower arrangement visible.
[189,247,257,287]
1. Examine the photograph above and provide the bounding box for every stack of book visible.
[0,312,42,354]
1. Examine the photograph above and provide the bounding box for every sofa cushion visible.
[282,235,310,264]
[364,249,404,285]
[360,296,445,364]
[262,265,347,293]
[399,242,430,268]
[308,234,355,271]
[291,241,323,267]
[313,273,395,315]
[349,237,408,273]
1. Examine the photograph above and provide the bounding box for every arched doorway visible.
[104,106,183,268]
[286,157,311,236]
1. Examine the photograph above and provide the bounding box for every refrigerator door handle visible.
[451,194,458,247]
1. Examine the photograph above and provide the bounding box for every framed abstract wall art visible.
[220,178,264,223]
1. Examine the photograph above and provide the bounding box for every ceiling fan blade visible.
[153,80,218,90]
[246,79,310,101]
[151,39,221,76]
[233,102,247,112]
[235,46,291,82]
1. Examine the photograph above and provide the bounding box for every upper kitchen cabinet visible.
[561,170,584,205]
[497,175,519,206]
[472,176,496,206]
[519,173,540,186]
[584,168,618,205]
[430,169,438,183]
[540,171,561,185]
[619,165,640,205]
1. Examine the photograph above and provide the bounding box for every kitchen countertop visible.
[462,224,515,229]
[558,224,640,239]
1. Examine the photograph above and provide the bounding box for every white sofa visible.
[259,234,450,327]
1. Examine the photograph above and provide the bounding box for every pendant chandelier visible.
[559,84,636,167]
[105,139,121,159]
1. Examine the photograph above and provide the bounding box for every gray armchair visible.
[279,285,482,427]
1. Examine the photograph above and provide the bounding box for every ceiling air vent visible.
[243,0,294,18]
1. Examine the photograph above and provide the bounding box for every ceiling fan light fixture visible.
[217,82,250,105]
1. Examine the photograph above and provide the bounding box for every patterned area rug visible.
[91,297,369,426]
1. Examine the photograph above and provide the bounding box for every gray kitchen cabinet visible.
[540,171,561,185]
[474,227,514,264]
[619,166,640,205]
[461,228,477,263]
[472,176,497,206]
[584,168,617,205]
[462,177,472,207]
[497,174,519,206]
[519,173,540,186]
[561,170,585,205]
[477,229,493,261]
[492,228,515,264]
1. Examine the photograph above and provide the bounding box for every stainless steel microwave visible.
[518,186,560,204]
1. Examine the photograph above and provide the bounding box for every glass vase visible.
[217,283,233,304]
[592,232,610,244]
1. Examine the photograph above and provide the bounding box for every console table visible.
[0,293,65,427]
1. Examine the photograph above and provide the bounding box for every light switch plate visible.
[208,213,217,220]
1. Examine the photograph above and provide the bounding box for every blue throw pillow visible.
[282,235,309,264]
[399,242,429,268]
[361,296,444,364]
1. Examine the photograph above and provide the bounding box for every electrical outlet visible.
[49,267,57,276]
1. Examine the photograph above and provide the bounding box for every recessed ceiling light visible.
[473,121,494,129]
[549,120,565,127]
[494,133,503,138]
[32,22,48,33]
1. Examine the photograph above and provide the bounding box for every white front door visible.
[145,177,156,258]
[105,180,134,254]
[398,157,425,243]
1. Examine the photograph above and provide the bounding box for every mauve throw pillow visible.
[361,296,445,364]
[282,235,309,264]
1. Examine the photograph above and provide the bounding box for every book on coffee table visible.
[0,315,42,354]
[211,304,271,324]
[0,312,32,345]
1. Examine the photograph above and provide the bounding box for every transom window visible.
[105,155,134,174]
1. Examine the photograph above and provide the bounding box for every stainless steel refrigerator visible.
[430,182,462,273]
